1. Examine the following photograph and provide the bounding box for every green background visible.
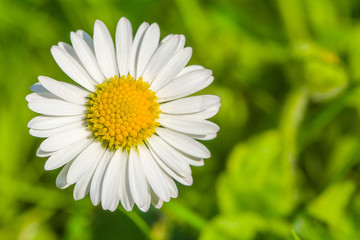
[1,0,360,239]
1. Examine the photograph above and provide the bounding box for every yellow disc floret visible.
[86,75,161,150]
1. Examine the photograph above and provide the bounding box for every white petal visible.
[36,148,53,157]
[56,161,73,189]
[101,150,125,210]
[175,34,185,53]
[129,22,149,76]
[146,135,191,177]
[30,82,50,93]
[90,150,113,206]
[51,46,96,91]
[160,95,220,114]
[183,155,204,167]
[73,172,93,200]
[136,23,160,78]
[177,103,220,119]
[142,35,180,83]
[28,99,85,116]
[76,30,94,52]
[26,92,60,102]
[30,121,85,138]
[71,32,105,83]
[159,114,219,135]
[38,76,89,104]
[28,115,84,130]
[138,201,151,212]
[175,65,204,77]
[44,138,92,170]
[189,133,217,141]
[108,199,120,212]
[150,47,192,92]
[58,42,81,64]
[160,76,214,103]
[39,127,90,152]
[93,20,118,79]
[151,189,163,209]
[67,141,105,184]
[138,144,171,202]
[160,34,174,45]
[116,17,133,76]
[149,158,178,198]
[27,82,57,102]
[156,69,212,99]
[180,175,193,185]
[128,147,150,211]
[155,127,210,159]
[165,176,178,198]
[73,152,102,200]
[148,146,193,186]
[118,152,134,211]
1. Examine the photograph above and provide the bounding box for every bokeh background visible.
[1,0,360,239]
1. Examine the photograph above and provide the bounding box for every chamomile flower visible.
[26,17,220,212]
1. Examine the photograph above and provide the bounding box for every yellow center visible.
[86,75,161,150]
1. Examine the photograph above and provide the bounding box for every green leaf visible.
[217,130,295,217]
[302,0,346,46]
[289,42,348,102]
[325,136,360,184]
[161,200,207,231]
[307,181,356,226]
[200,214,264,240]
[200,213,289,240]
[347,25,360,83]
[291,230,302,240]
[276,0,309,42]
[293,215,334,240]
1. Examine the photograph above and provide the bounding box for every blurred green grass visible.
[1,0,360,239]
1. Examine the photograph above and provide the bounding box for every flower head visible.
[27,17,220,211]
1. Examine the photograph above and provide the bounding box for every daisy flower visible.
[26,17,220,212]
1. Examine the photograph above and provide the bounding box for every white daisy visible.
[26,17,220,212]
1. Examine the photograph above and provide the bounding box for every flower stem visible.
[162,200,207,231]
[120,208,154,239]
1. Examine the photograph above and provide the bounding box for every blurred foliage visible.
[1,0,360,239]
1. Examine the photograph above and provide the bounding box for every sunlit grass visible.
[1,0,360,239]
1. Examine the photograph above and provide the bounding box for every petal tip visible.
[94,20,106,29]
[70,31,77,39]
[44,162,52,171]
[119,16,129,23]
[50,45,58,53]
